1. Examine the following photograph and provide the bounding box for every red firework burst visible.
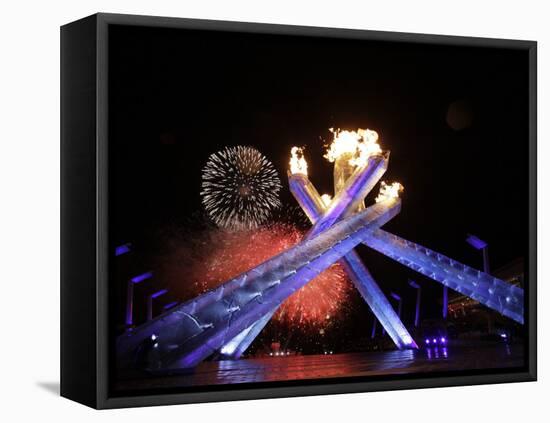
[156,223,352,328]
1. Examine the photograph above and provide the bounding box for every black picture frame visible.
[61,12,537,409]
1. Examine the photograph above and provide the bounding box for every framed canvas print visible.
[60,13,537,409]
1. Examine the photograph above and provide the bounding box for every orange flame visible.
[324,128,381,168]
[289,146,308,175]
[375,181,404,203]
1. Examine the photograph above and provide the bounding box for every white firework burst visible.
[201,146,282,230]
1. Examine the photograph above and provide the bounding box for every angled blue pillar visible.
[219,309,276,359]
[364,229,524,324]
[117,199,401,370]
[306,153,389,237]
[221,155,416,356]
[339,253,415,347]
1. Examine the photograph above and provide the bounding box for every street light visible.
[383,293,402,336]
[147,289,168,321]
[115,242,132,256]
[390,292,403,318]
[382,292,402,336]
[125,271,153,327]
[466,234,493,333]
[408,280,421,327]
[466,234,490,273]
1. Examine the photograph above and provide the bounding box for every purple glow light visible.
[408,280,420,289]
[390,292,401,301]
[151,289,168,299]
[432,338,437,344]
[163,301,178,310]
[466,234,488,250]
[425,339,430,344]
[131,271,153,284]
[115,243,132,256]
[440,337,446,343]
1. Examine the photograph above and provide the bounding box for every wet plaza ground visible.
[116,342,524,391]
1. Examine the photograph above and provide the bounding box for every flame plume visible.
[289,146,308,175]
[375,181,404,203]
[324,128,382,168]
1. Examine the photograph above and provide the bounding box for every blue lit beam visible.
[283,172,523,324]
[219,309,276,358]
[221,155,416,355]
[364,229,524,323]
[116,199,401,369]
[305,153,389,237]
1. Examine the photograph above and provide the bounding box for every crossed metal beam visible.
[220,153,524,357]
[221,153,417,358]
[117,150,524,370]
[117,182,401,369]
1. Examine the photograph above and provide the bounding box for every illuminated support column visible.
[147,157,391,332]
[383,292,402,337]
[220,309,276,359]
[147,289,168,321]
[287,172,326,223]
[442,286,448,319]
[466,234,490,274]
[307,153,389,236]
[363,229,524,324]
[408,280,421,327]
[466,235,493,332]
[117,200,401,370]
[371,318,377,339]
[125,271,153,327]
[339,253,415,348]
[290,168,416,348]
[221,158,416,356]
[390,292,403,318]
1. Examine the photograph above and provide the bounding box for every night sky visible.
[108,24,529,337]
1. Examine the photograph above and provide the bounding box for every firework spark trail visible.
[270,204,311,230]
[274,259,349,328]
[156,223,352,328]
[201,146,282,230]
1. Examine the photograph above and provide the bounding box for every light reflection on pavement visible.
[116,343,523,391]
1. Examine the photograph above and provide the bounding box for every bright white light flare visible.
[375,181,404,203]
[201,146,282,230]
[290,146,308,175]
[320,194,332,207]
[324,128,382,168]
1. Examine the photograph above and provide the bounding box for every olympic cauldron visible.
[117,129,524,371]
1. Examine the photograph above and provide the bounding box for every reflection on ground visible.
[116,342,524,392]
